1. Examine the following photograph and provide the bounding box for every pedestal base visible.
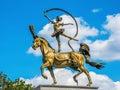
[34,85,98,90]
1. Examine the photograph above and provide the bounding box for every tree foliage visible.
[0,72,33,90]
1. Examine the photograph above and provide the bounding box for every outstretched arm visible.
[61,23,73,26]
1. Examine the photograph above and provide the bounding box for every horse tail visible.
[86,61,104,69]
[79,43,104,69]
[83,53,104,69]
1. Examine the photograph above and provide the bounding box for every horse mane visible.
[80,43,90,51]
[39,37,55,51]
[79,43,90,57]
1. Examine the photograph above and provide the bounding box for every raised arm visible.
[44,14,55,24]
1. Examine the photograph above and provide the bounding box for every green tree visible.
[0,72,34,90]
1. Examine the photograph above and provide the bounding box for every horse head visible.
[29,25,42,50]
[32,37,42,50]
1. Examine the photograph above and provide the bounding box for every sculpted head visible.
[32,37,41,50]
[56,16,62,22]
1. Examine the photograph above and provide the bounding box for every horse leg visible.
[73,68,83,86]
[41,61,51,79]
[48,67,57,85]
[80,66,92,87]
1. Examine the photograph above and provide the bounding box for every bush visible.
[0,72,33,90]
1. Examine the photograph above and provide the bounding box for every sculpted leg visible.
[48,67,57,85]
[80,66,92,87]
[56,35,61,52]
[73,68,83,86]
[41,61,51,79]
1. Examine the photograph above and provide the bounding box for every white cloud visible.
[89,13,120,61]
[27,47,41,56]
[115,81,120,90]
[27,15,98,53]
[100,30,108,35]
[92,8,101,13]
[21,69,120,90]
[38,15,98,42]
[27,13,120,61]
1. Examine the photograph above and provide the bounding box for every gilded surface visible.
[29,24,104,87]
[44,14,77,52]
[32,36,92,86]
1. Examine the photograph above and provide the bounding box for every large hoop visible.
[43,8,79,52]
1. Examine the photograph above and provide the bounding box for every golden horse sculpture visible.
[29,25,104,87]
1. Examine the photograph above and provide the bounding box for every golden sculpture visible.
[44,14,78,52]
[43,8,80,52]
[29,25,104,87]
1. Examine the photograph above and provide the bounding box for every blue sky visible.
[0,0,120,88]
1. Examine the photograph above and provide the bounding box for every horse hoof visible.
[42,75,48,79]
[52,82,57,85]
[86,82,92,87]
[44,76,48,79]
[87,84,90,87]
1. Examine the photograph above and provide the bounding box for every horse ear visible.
[29,25,37,39]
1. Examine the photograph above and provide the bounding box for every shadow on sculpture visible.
[29,25,104,87]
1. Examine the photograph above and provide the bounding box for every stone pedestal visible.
[34,85,98,90]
